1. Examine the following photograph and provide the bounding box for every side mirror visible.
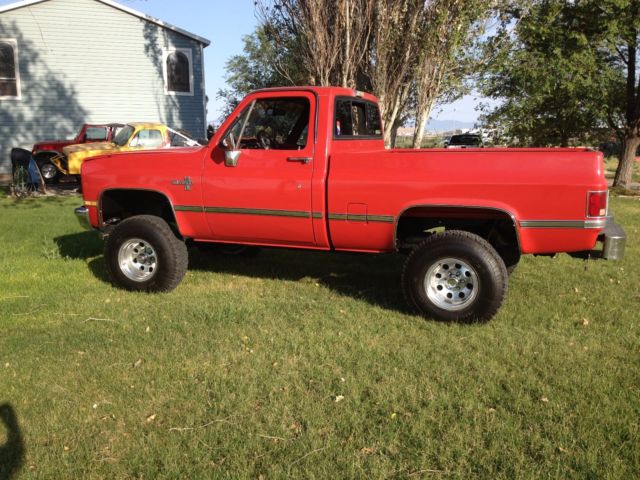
[225,150,240,167]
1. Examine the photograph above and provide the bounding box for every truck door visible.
[203,92,316,246]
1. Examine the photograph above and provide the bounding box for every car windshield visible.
[113,125,135,147]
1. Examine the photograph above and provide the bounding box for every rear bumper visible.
[599,219,626,260]
[75,206,92,231]
[567,216,626,260]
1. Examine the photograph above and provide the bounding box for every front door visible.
[203,92,316,246]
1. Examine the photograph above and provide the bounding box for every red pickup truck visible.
[75,87,626,322]
[32,123,122,183]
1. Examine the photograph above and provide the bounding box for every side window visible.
[335,98,382,138]
[85,127,108,141]
[0,39,20,99]
[224,97,311,151]
[130,129,164,148]
[169,129,198,147]
[164,49,193,95]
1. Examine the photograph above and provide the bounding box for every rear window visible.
[85,127,108,141]
[449,134,482,146]
[334,97,382,139]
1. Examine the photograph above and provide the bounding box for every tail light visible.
[587,191,608,217]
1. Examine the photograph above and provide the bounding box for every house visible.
[0,0,210,181]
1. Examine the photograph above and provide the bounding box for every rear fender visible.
[395,203,521,253]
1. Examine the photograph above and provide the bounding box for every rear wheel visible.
[104,215,188,292]
[402,230,508,323]
[35,153,60,184]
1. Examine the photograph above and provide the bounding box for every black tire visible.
[402,230,508,323]
[104,215,188,292]
[34,153,60,184]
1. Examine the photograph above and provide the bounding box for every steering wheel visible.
[257,129,274,150]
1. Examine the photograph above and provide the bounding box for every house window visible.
[0,39,20,99]
[164,49,193,95]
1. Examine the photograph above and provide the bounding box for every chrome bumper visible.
[75,206,92,231]
[599,219,626,260]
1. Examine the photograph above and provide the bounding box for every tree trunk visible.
[613,135,640,189]
[560,131,568,148]
[412,103,434,149]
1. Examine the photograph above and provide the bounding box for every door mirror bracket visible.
[225,150,241,167]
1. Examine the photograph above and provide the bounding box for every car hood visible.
[63,142,117,156]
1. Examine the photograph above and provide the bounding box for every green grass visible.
[1,194,639,479]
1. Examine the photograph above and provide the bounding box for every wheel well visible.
[33,151,59,160]
[396,206,521,267]
[100,190,181,237]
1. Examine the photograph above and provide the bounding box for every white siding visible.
[0,0,207,175]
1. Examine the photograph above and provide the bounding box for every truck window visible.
[130,129,164,148]
[85,127,108,141]
[335,98,382,138]
[225,97,310,150]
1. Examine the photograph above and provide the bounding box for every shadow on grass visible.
[0,404,24,480]
[55,232,411,314]
[189,247,411,314]
[54,231,111,284]
[55,231,103,260]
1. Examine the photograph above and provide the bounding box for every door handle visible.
[287,156,312,164]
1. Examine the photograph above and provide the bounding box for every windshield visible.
[113,125,135,147]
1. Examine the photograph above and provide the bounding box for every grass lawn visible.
[1,193,639,479]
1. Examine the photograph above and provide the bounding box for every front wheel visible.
[402,230,508,323]
[104,215,188,292]
[35,153,60,184]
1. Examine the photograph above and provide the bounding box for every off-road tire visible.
[104,215,188,292]
[402,230,508,323]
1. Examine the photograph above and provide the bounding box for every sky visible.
[0,0,486,125]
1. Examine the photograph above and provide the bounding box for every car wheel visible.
[402,230,508,323]
[35,153,60,184]
[104,215,188,292]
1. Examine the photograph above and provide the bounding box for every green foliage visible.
[216,26,306,120]
[479,1,614,146]
[1,195,639,478]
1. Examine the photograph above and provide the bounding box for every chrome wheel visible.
[40,162,58,180]
[117,238,158,282]
[424,257,479,311]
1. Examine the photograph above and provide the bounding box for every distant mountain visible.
[426,119,477,132]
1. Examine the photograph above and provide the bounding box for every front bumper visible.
[75,206,92,231]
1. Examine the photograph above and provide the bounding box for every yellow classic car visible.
[51,123,201,176]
